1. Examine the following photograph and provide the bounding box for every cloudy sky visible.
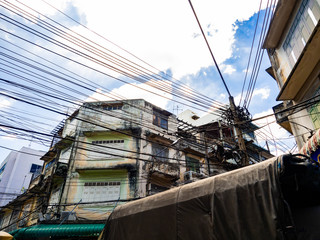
[0,0,295,160]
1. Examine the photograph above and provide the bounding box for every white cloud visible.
[252,87,270,100]
[234,87,270,105]
[86,80,173,109]
[24,0,263,78]
[0,97,13,109]
[219,93,226,100]
[222,64,236,75]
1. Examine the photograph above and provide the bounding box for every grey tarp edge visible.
[104,156,286,240]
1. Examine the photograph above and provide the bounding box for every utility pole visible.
[188,0,250,166]
[229,96,249,166]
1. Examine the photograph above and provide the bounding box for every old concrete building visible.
[178,109,273,170]
[1,99,273,238]
[264,0,320,150]
[40,99,185,221]
[0,99,192,237]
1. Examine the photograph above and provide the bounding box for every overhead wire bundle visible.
[0,0,228,115]
[0,0,243,164]
[0,0,309,232]
[240,0,277,109]
[0,0,296,165]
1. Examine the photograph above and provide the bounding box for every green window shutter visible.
[186,156,200,173]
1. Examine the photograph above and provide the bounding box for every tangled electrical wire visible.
[222,105,252,127]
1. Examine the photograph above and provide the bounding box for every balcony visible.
[41,136,74,162]
[148,160,180,183]
[178,139,206,155]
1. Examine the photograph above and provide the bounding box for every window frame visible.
[0,163,6,175]
[30,164,42,174]
[82,181,121,203]
[186,156,201,173]
[153,111,169,130]
[103,104,123,111]
[152,143,169,162]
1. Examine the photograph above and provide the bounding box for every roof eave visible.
[263,0,301,49]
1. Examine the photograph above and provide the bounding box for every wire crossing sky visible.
[0,0,298,159]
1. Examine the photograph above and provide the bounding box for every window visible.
[89,140,125,159]
[82,182,121,203]
[308,86,320,128]
[92,140,124,145]
[186,156,200,173]
[152,143,169,161]
[283,0,320,67]
[103,104,123,111]
[30,164,42,173]
[0,163,6,175]
[45,159,55,170]
[153,110,168,129]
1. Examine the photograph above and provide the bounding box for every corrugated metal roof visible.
[10,223,104,239]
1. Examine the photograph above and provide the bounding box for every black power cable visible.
[187,0,231,98]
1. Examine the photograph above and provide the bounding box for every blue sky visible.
[0,0,295,160]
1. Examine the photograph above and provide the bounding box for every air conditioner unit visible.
[184,171,198,181]
[55,163,68,177]
[60,211,76,221]
[39,213,53,221]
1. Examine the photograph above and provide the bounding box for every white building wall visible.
[0,147,45,206]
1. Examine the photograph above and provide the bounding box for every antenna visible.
[28,135,33,148]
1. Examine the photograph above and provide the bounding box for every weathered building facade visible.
[0,99,272,239]
[178,109,273,169]
[264,0,320,150]
[42,99,184,221]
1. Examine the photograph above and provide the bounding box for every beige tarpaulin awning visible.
[0,231,13,240]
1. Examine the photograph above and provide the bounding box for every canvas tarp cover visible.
[103,156,286,240]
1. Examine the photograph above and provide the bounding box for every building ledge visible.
[76,163,136,173]
[41,136,74,161]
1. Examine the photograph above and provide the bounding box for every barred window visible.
[82,182,121,203]
[103,104,123,111]
[92,140,124,145]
